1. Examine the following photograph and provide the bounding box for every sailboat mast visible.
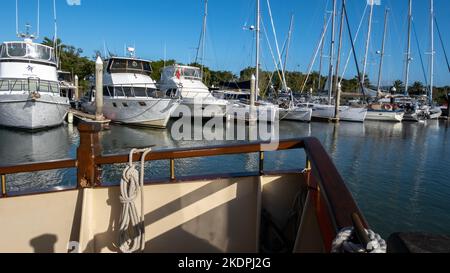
[377,8,389,93]
[327,0,337,104]
[283,13,294,89]
[201,0,208,79]
[362,0,375,88]
[405,0,412,96]
[429,0,434,104]
[255,0,261,101]
[334,0,345,120]
[318,14,327,91]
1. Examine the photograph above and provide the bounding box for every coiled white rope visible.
[118,148,152,253]
[332,227,387,253]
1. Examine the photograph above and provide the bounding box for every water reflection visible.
[0,126,78,194]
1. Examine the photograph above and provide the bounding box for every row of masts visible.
[314,0,438,108]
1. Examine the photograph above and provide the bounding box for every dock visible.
[68,109,111,124]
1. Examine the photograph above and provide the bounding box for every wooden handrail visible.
[0,159,77,175]
[303,138,368,230]
[95,140,305,165]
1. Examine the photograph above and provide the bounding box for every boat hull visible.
[0,94,69,130]
[171,98,228,118]
[365,110,404,122]
[311,104,367,122]
[279,108,312,122]
[229,104,279,123]
[83,98,179,129]
[429,107,442,119]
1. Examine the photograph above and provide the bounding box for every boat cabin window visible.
[108,59,152,76]
[0,42,56,63]
[0,78,59,93]
[103,86,158,98]
[58,72,72,82]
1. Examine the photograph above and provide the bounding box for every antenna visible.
[37,0,40,39]
[53,0,59,68]
[16,0,40,40]
[103,40,107,58]
[16,0,19,37]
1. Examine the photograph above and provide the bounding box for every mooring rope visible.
[118,148,152,253]
[331,227,387,253]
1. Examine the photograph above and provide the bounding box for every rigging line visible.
[434,16,450,73]
[343,2,367,102]
[266,0,287,90]
[300,14,332,93]
[412,20,429,88]
[261,18,284,90]
[340,3,368,84]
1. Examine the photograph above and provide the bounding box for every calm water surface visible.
[1,119,449,238]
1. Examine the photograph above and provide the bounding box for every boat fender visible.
[331,227,387,253]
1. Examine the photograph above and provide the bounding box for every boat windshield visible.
[0,42,56,63]
[179,67,201,80]
[108,59,152,76]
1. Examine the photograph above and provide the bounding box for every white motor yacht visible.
[159,65,228,118]
[0,40,70,130]
[82,56,179,129]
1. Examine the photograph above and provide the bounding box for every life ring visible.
[383,104,393,111]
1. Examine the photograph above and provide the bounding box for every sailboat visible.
[159,0,229,119]
[226,0,279,123]
[276,15,312,123]
[365,7,405,122]
[306,0,367,123]
[0,1,70,130]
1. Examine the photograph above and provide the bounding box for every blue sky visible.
[0,0,449,86]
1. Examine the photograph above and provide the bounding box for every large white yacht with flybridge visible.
[81,49,179,129]
[159,65,229,118]
[0,34,70,130]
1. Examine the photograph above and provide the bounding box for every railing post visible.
[259,151,265,175]
[305,156,311,171]
[77,122,103,188]
[170,159,176,181]
[1,174,6,198]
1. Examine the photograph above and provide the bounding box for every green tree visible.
[410,81,425,95]
[150,59,176,81]
[42,37,95,93]
[393,80,405,93]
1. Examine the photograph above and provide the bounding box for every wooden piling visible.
[74,74,79,101]
[95,56,104,121]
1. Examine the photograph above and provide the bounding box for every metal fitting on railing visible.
[259,152,265,175]
[170,159,176,181]
[1,174,6,197]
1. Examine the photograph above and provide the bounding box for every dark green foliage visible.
[42,37,94,93]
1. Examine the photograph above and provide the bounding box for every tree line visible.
[44,38,449,103]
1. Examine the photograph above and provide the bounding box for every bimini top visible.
[162,65,202,81]
[105,57,152,76]
[0,41,56,65]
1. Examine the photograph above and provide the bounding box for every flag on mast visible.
[367,0,381,5]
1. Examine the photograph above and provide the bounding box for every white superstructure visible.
[0,40,70,130]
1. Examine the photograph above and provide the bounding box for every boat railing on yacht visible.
[0,122,367,253]
[0,78,59,93]
[102,83,168,99]
[0,42,57,65]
